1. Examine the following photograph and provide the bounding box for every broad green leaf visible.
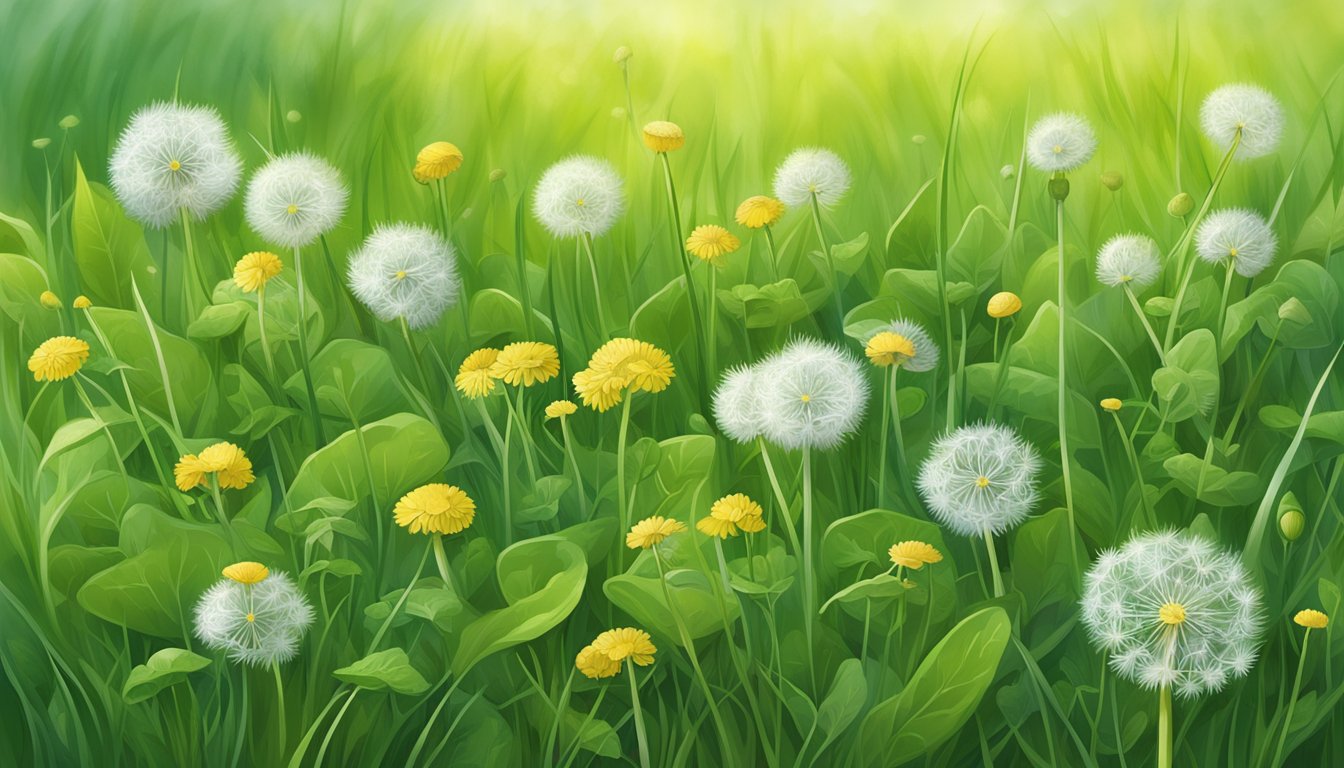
[0,253,59,338]
[87,307,213,429]
[814,659,868,757]
[187,302,249,339]
[333,648,429,695]
[71,159,157,309]
[516,475,572,523]
[1163,453,1261,507]
[718,280,812,328]
[946,206,1007,289]
[819,573,912,614]
[1152,329,1218,423]
[290,338,411,423]
[123,648,211,704]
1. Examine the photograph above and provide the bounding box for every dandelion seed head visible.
[347,223,460,329]
[712,364,765,444]
[194,571,313,666]
[1200,84,1284,160]
[773,148,851,208]
[1096,234,1161,289]
[1194,208,1277,278]
[245,152,348,249]
[533,156,625,238]
[916,422,1041,537]
[109,102,242,227]
[1026,113,1097,174]
[756,338,869,451]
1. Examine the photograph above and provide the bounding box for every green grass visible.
[2,0,1344,765]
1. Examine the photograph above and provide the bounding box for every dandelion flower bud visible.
[32,137,51,149]
[59,115,80,129]
[1277,492,1304,541]
[110,102,242,227]
[533,156,625,239]
[1081,531,1263,698]
[195,569,313,666]
[285,110,302,124]
[489,168,507,182]
[1200,84,1284,160]
[1048,177,1071,202]
[1100,398,1123,412]
[685,224,739,264]
[917,422,1041,537]
[735,196,785,229]
[1101,171,1124,191]
[545,400,577,420]
[245,152,348,249]
[72,295,92,309]
[39,290,61,309]
[1194,208,1277,278]
[413,142,464,183]
[1026,113,1097,174]
[28,336,89,382]
[642,121,685,153]
[1277,297,1311,326]
[773,148,851,208]
[613,46,632,64]
[347,223,460,329]
[999,164,1015,179]
[1096,234,1161,289]
[233,251,283,293]
[1293,610,1328,630]
[986,291,1022,319]
[1167,192,1194,218]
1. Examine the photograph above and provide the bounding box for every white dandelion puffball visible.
[1026,113,1097,174]
[713,364,765,444]
[877,318,940,373]
[109,102,242,228]
[347,223,461,329]
[532,156,625,238]
[245,152,348,249]
[1081,531,1263,698]
[1194,208,1277,278]
[773,147,852,208]
[1096,234,1161,289]
[756,338,869,451]
[1200,84,1285,160]
[917,422,1041,537]
[195,572,314,666]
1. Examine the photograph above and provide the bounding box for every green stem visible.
[508,386,539,482]
[1271,629,1312,767]
[1158,684,1173,768]
[763,226,780,279]
[627,660,652,768]
[257,287,277,381]
[983,528,1004,598]
[367,542,431,653]
[71,376,127,479]
[617,396,633,555]
[578,233,611,339]
[292,248,325,444]
[272,662,287,756]
[1123,284,1165,363]
[131,277,184,436]
[503,406,514,544]
[1055,198,1079,573]
[877,367,892,507]
[1194,263,1239,501]
[707,266,718,376]
[657,152,709,412]
[314,689,358,768]
[808,193,844,330]
[432,534,458,595]
[399,317,442,432]
[473,398,507,462]
[1112,411,1155,530]
[759,439,804,561]
[560,418,589,519]
[210,476,231,530]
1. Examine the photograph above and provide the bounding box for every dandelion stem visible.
[656,152,709,412]
[131,277,184,436]
[1157,684,1173,768]
[431,533,458,595]
[707,266,718,376]
[627,659,652,768]
[983,529,1004,598]
[399,317,442,432]
[1111,410,1156,530]
[578,233,611,339]
[367,542,431,653]
[763,225,780,279]
[808,193,845,331]
[503,406,514,544]
[257,286,277,381]
[508,386,539,482]
[272,662,287,756]
[560,417,589,519]
[472,398,507,461]
[1123,284,1165,363]
[877,367,892,507]
[1271,628,1313,767]
[802,444,818,688]
[178,208,209,322]
[1193,263,1239,502]
[209,476,231,530]
[617,396,633,558]
[292,248,325,444]
[1055,197,1080,573]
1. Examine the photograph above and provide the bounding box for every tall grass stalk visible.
[291,248,325,443]
[1053,193,1080,572]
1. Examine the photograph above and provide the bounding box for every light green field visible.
[2,0,1343,765]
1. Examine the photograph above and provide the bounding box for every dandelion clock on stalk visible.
[1026,113,1097,174]
[874,318,939,373]
[245,152,348,248]
[195,563,314,666]
[109,102,242,227]
[347,223,460,329]
[1195,208,1277,278]
[712,364,765,444]
[757,338,868,451]
[1200,84,1284,160]
[917,422,1041,537]
[773,148,851,207]
[1096,234,1162,289]
[532,156,625,238]
[1081,531,1263,697]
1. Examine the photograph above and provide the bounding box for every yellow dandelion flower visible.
[685,225,741,265]
[572,367,626,412]
[1294,609,1329,629]
[626,516,687,549]
[1100,398,1123,412]
[697,493,766,538]
[233,251,283,293]
[40,290,61,309]
[641,121,684,153]
[573,338,675,412]
[735,195,785,229]
[490,342,560,387]
[72,295,92,309]
[545,400,578,420]
[413,142,464,183]
[455,348,501,399]
[29,336,90,382]
[198,442,255,490]
[987,291,1022,319]
[174,453,211,491]
[591,627,657,665]
[865,331,916,367]
[575,644,621,679]
[394,483,477,535]
[222,561,270,585]
[888,540,944,570]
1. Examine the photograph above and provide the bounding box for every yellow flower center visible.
[976,476,990,488]
[575,198,585,207]
[286,204,299,215]
[808,183,818,193]
[246,613,256,623]
[395,270,407,280]
[800,394,811,403]
[168,159,181,171]
[1052,144,1063,154]
[1228,247,1238,257]
[1159,602,1186,626]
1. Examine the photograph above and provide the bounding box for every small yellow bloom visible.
[685,225,741,265]
[573,338,675,412]
[490,342,560,387]
[233,251,283,293]
[1100,398,1123,412]
[735,196,785,229]
[222,561,270,585]
[591,627,656,665]
[865,332,916,367]
[28,336,89,381]
[575,644,621,679]
[1158,602,1187,626]
[888,541,943,570]
[987,291,1022,319]
[394,483,477,535]
[174,454,211,491]
[413,142,464,183]
[40,290,61,309]
[545,400,578,420]
[198,442,255,490]
[1294,609,1329,629]
[626,516,687,549]
[455,348,501,399]
[72,295,92,309]
[641,121,684,153]
[697,493,766,538]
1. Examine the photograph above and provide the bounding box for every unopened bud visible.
[1278,297,1311,326]
[1167,192,1194,218]
[1048,177,1070,202]
[613,46,632,64]
[1101,171,1124,191]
